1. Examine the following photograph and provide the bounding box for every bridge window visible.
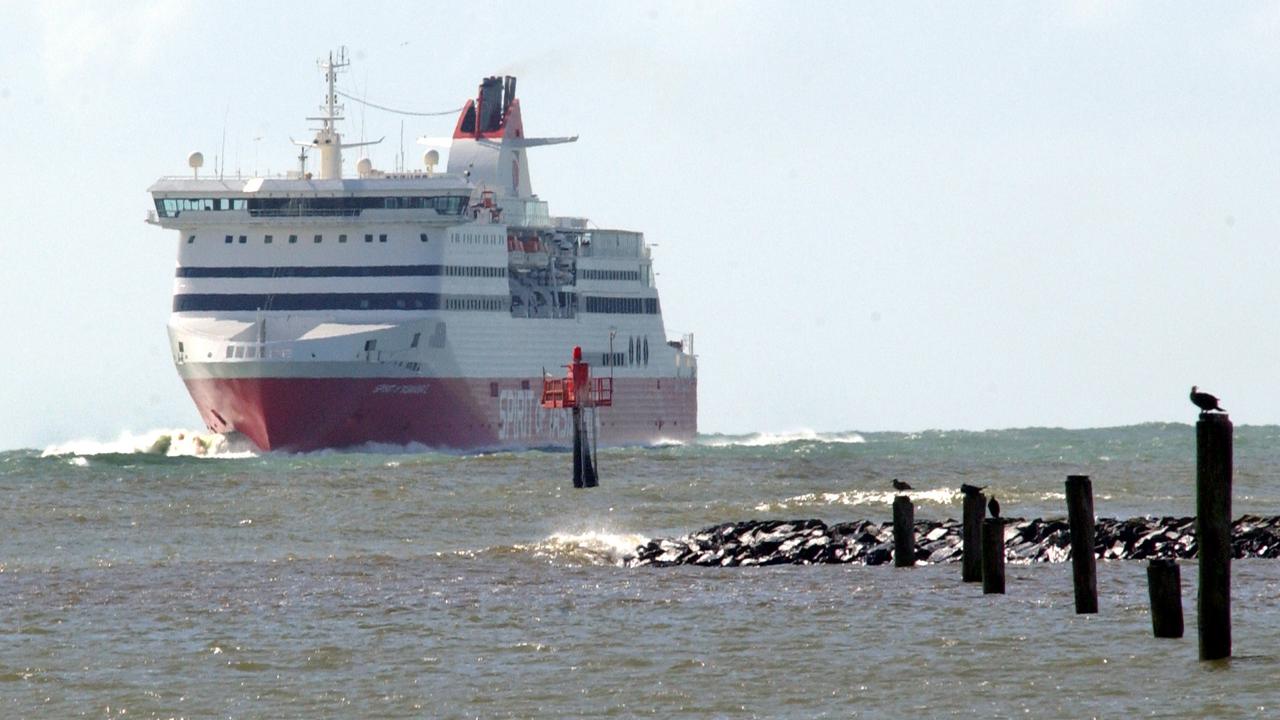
[224,235,232,244]
[420,233,429,242]
[264,235,273,244]
[314,234,323,243]
[288,235,298,244]
[187,235,195,244]
[339,234,347,243]
[365,234,373,243]
[379,234,388,243]
[238,235,247,244]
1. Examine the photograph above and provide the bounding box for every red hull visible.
[183,376,696,452]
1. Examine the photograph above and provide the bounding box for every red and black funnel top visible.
[453,75,521,139]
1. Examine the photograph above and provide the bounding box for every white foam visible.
[528,530,650,566]
[701,429,866,447]
[754,487,960,512]
[41,428,256,459]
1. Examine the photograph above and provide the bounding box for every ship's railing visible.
[540,376,613,408]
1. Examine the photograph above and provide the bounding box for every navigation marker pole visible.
[542,346,612,489]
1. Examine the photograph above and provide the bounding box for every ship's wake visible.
[41,428,256,460]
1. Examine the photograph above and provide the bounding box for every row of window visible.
[175,292,661,315]
[177,264,506,279]
[443,296,508,311]
[164,198,248,213]
[443,265,506,278]
[581,296,660,315]
[175,292,443,312]
[155,195,468,218]
[450,232,504,246]
[173,292,511,313]
[206,232,430,245]
[580,268,641,282]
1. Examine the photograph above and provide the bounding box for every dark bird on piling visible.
[960,483,985,496]
[988,496,1001,519]
[891,478,912,492]
[1190,386,1226,413]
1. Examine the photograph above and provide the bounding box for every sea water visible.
[2,424,1279,717]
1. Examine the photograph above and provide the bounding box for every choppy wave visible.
[755,487,959,512]
[701,429,866,447]
[519,530,649,566]
[41,429,255,459]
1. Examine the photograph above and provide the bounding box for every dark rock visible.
[624,515,1280,568]
[865,544,892,566]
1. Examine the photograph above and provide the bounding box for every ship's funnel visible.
[478,76,505,133]
[448,76,576,199]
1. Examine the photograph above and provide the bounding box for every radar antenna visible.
[290,47,382,179]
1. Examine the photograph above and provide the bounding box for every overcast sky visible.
[2,1,1278,450]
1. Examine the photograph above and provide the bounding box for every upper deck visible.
[147,173,558,229]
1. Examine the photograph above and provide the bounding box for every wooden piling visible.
[1196,412,1232,660]
[982,518,1005,594]
[962,491,985,582]
[1065,475,1098,614]
[1147,559,1184,639]
[893,495,915,567]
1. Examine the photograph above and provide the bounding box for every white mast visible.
[293,47,381,179]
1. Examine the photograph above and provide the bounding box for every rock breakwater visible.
[627,515,1280,568]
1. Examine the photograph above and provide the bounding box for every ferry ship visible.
[146,50,697,451]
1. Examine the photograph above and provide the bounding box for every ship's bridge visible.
[147,175,477,225]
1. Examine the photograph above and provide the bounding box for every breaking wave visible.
[754,487,960,512]
[700,430,866,448]
[41,429,256,459]
[516,530,649,566]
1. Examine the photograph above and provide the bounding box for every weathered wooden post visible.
[982,518,1005,594]
[1147,559,1184,639]
[1065,475,1098,614]
[962,490,985,582]
[893,495,915,567]
[1196,412,1232,660]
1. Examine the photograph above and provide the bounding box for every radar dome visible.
[424,150,440,171]
[187,151,204,169]
[356,157,373,176]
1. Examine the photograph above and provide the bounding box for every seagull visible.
[1190,386,1226,413]
[891,478,912,492]
[988,496,1001,519]
[960,483,985,496]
